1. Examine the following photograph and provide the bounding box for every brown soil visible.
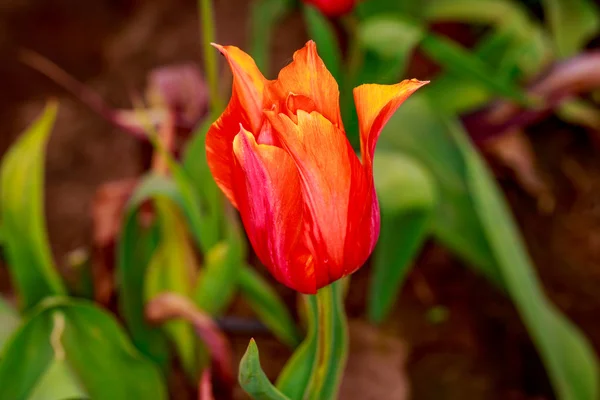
[1,1,599,399]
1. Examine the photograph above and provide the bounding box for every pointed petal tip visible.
[211,42,225,53]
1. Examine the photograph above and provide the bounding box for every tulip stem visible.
[197,0,224,114]
[308,281,348,400]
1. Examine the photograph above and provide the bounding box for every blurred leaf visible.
[448,118,600,400]
[541,0,600,58]
[238,266,301,347]
[146,293,234,385]
[239,339,290,400]
[182,120,223,247]
[194,232,242,316]
[275,295,318,398]
[355,0,424,20]
[0,297,19,356]
[28,357,89,400]
[145,200,198,379]
[149,126,218,254]
[0,298,167,400]
[118,175,174,366]
[424,0,527,25]
[357,16,424,60]
[378,94,500,281]
[250,0,294,74]
[306,281,348,400]
[419,33,530,105]
[303,4,343,83]
[423,0,551,113]
[368,153,437,323]
[0,102,66,311]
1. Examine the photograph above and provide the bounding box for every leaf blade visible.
[0,102,67,311]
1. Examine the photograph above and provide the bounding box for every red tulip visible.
[206,41,427,294]
[304,0,355,17]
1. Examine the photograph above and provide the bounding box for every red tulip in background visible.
[206,40,427,294]
[303,0,355,17]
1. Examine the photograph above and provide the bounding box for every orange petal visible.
[212,43,267,132]
[232,127,316,293]
[267,41,343,128]
[353,79,428,166]
[206,44,268,207]
[266,110,366,288]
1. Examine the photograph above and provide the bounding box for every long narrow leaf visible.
[448,118,599,400]
[0,102,67,311]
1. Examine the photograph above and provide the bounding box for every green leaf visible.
[448,119,600,400]
[357,16,424,60]
[117,175,174,366]
[275,295,318,398]
[306,281,348,400]
[378,94,499,281]
[238,266,301,347]
[541,0,600,58]
[380,85,600,400]
[238,339,290,400]
[193,228,243,316]
[150,126,218,254]
[419,33,530,105]
[368,153,437,323]
[250,0,294,74]
[0,297,19,356]
[182,120,223,246]
[425,0,552,82]
[424,0,527,25]
[145,199,198,379]
[0,298,167,400]
[28,357,89,400]
[0,102,66,311]
[303,4,343,83]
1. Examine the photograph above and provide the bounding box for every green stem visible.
[308,282,348,400]
[197,0,224,114]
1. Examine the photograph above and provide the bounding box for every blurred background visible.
[1,0,600,399]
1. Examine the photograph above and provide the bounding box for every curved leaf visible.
[117,174,175,366]
[448,119,599,400]
[369,153,437,323]
[144,199,198,379]
[0,102,66,311]
[0,298,166,400]
[239,339,290,400]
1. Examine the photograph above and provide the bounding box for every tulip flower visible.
[304,0,355,17]
[206,40,427,294]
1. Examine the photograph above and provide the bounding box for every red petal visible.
[232,127,316,293]
[266,110,367,288]
[353,79,428,167]
[206,44,268,207]
[266,41,343,129]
